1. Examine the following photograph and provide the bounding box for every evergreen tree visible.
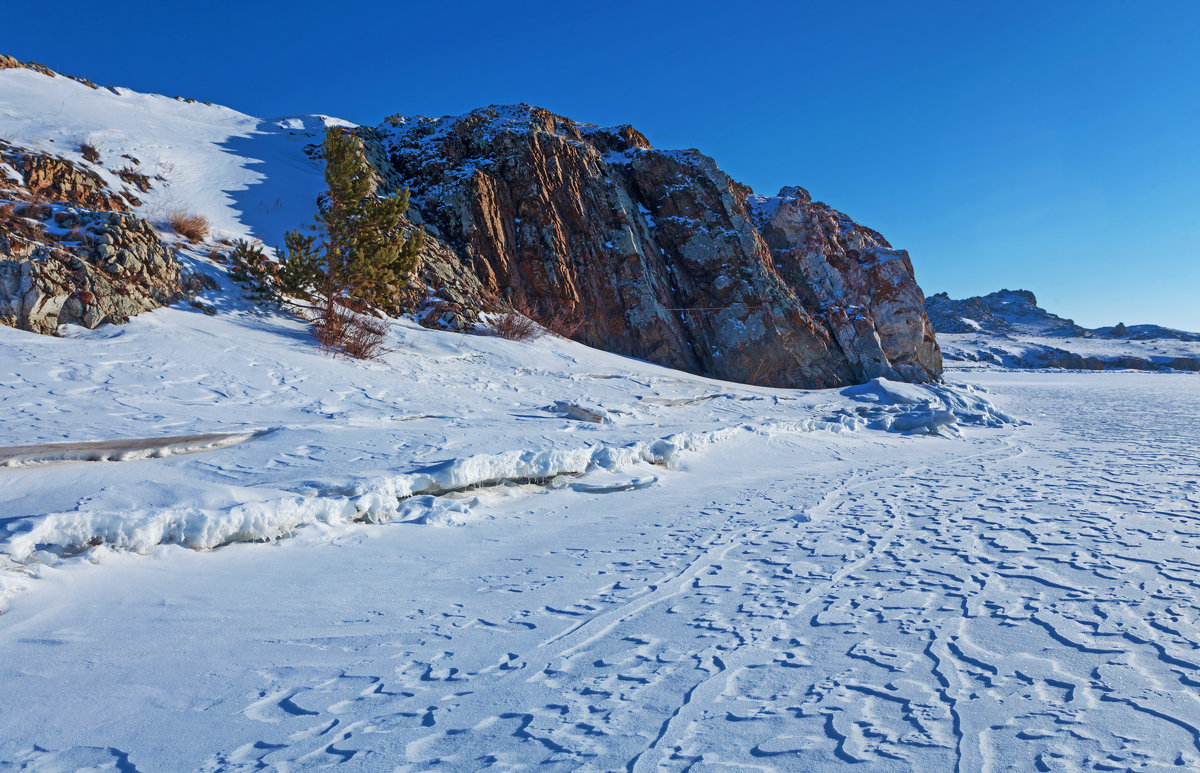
[278,127,423,311]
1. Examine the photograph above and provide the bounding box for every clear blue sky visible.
[5,1,1198,330]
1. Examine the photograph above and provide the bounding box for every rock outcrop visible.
[0,141,198,333]
[925,289,1088,337]
[926,289,1200,372]
[372,105,941,388]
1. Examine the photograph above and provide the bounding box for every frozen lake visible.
[2,371,1198,771]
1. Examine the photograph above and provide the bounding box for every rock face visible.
[373,105,941,388]
[0,141,196,334]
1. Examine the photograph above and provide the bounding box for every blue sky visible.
[5,1,1198,329]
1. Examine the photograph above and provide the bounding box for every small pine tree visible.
[278,126,423,312]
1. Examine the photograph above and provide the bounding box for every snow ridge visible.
[0,380,1015,608]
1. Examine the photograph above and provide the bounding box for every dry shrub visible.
[167,211,209,243]
[311,299,389,360]
[487,310,543,341]
[117,166,152,192]
[485,299,584,341]
[536,305,584,339]
[65,226,94,247]
[0,203,49,244]
[80,143,101,164]
[15,202,51,220]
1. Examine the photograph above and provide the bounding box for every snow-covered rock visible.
[927,289,1200,371]
[2,59,942,388]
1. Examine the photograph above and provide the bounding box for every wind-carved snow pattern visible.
[0,392,1009,603]
[3,373,1197,771]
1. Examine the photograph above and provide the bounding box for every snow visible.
[0,305,1005,599]
[4,65,1200,771]
[939,330,1200,370]
[928,290,1200,370]
[0,68,337,250]
[2,364,1198,770]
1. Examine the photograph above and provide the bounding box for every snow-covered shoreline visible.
[0,299,1013,609]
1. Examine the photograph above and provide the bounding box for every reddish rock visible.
[0,145,193,334]
[376,105,941,387]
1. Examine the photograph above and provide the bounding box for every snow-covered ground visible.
[1,299,1199,770]
[927,290,1200,371]
[938,330,1200,371]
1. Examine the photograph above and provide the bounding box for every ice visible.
[0,430,267,468]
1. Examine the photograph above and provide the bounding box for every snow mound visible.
[841,378,1021,434]
[0,379,1018,600]
[0,427,736,569]
[0,409,916,604]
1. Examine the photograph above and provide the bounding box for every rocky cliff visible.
[371,105,941,388]
[1,53,942,387]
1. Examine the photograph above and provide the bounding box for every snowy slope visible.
[0,304,1008,605]
[0,66,342,249]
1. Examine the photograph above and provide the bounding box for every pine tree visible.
[278,126,423,312]
[275,126,423,357]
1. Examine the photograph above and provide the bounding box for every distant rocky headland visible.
[927,289,1200,371]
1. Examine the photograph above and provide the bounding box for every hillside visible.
[0,56,939,388]
[927,289,1200,371]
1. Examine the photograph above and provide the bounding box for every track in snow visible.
[1,373,1199,771]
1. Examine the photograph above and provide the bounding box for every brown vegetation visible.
[117,166,152,193]
[80,143,101,164]
[532,304,584,339]
[486,310,543,341]
[167,211,209,243]
[484,299,584,342]
[15,202,51,220]
[310,299,389,360]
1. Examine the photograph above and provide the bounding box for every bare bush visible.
[15,202,51,220]
[167,211,209,243]
[65,225,94,246]
[486,310,543,341]
[536,305,584,339]
[310,299,389,360]
[80,143,101,164]
[117,166,152,192]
